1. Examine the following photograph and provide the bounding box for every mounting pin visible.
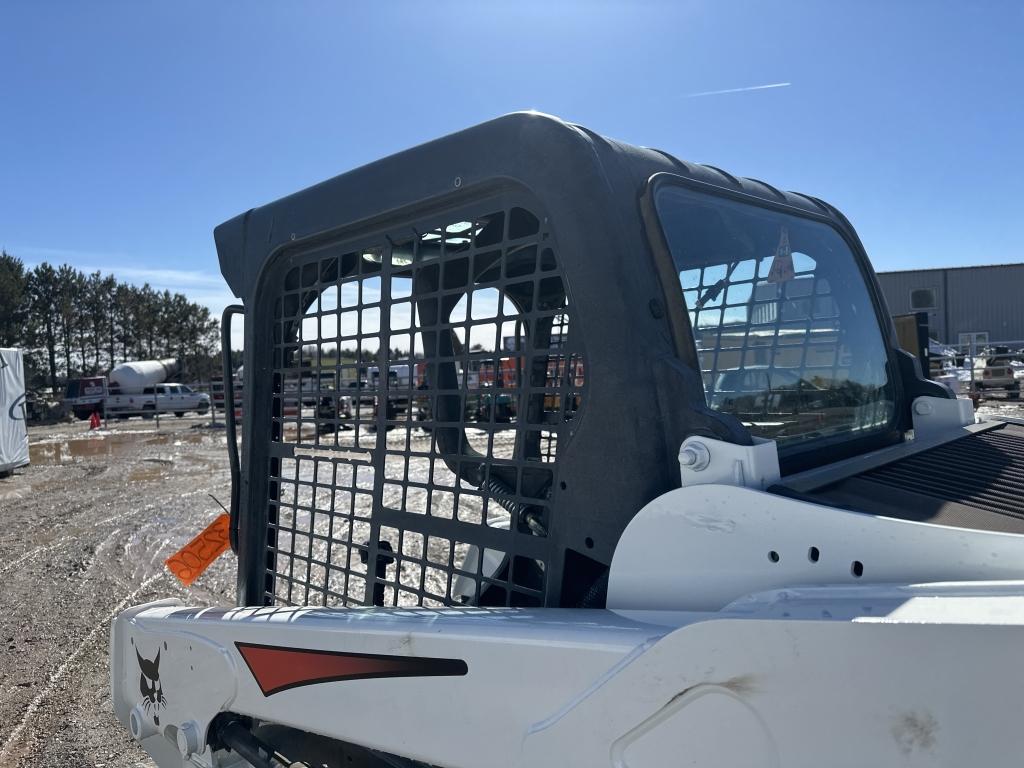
[177,720,202,758]
[128,704,157,741]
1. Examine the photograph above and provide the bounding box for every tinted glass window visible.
[656,185,894,448]
[143,387,154,395]
[910,288,936,310]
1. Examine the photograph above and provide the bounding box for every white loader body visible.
[112,502,1024,767]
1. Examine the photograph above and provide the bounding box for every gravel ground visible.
[0,415,237,768]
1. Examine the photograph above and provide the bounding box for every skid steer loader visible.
[111,113,1024,767]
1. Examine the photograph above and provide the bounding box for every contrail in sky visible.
[683,82,791,98]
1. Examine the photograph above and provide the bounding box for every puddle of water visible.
[127,464,172,482]
[29,431,207,466]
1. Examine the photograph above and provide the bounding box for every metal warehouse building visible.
[877,263,1024,346]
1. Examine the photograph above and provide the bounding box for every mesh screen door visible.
[261,193,584,608]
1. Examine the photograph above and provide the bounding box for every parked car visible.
[107,383,211,418]
[63,376,107,419]
[24,390,46,423]
[474,387,515,423]
[974,353,1021,397]
[316,393,353,433]
[211,377,243,410]
[710,367,831,413]
[347,379,375,408]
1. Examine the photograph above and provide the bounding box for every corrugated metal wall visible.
[877,269,947,341]
[877,264,1024,344]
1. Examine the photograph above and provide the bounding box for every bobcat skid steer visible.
[111,113,1024,767]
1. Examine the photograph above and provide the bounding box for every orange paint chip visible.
[165,513,231,586]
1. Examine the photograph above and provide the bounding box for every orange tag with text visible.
[165,513,231,587]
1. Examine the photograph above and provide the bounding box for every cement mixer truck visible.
[63,359,210,419]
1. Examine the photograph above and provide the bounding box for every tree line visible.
[0,250,220,393]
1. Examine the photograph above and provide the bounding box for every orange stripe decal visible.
[235,642,468,696]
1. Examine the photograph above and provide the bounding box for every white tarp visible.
[0,348,30,473]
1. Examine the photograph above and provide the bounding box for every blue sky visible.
[2,0,1022,349]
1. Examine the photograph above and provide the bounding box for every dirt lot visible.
[0,415,237,767]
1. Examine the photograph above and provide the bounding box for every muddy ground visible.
[0,415,237,767]
[2,398,1024,767]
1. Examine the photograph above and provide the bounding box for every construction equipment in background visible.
[62,374,108,420]
[63,358,213,420]
[111,113,1024,767]
[64,358,177,419]
[0,348,30,475]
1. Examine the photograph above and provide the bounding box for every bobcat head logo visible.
[137,647,167,725]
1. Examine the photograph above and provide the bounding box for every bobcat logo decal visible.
[136,647,167,724]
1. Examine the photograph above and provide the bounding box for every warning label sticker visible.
[767,227,795,283]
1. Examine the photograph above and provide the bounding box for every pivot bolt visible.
[679,441,711,471]
[914,400,933,416]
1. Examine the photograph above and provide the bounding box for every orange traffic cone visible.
[89,411,101,430]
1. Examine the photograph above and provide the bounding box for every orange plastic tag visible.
[165,513,231,587]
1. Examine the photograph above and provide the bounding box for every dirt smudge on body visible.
[892,711,938,755]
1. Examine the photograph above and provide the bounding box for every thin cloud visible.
[89,266,225,290]
[683,82,791,98]
[14,246,226,291]
[13,246,245,346]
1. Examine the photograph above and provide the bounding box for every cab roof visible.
[215,111,837,300]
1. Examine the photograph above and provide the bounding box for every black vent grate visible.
[265,197,584,608]
[859,427,1024,518]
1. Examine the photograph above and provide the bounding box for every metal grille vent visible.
[859,427,1024,518]
[265,199,584,608]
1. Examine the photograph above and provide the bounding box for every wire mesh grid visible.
[683,253,843,388]
[680,248,890,439]
[264,198,584,608]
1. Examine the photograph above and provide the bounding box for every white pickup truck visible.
[106,383,211,419]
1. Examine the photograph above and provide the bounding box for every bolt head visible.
[679,441,710,471]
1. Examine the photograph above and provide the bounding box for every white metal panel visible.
[113,586,1024,768]
[678,435,780,490]
[607,484,1024,612]
[910,394,975,439]
[521,608,1024,767]
[0,349,29,473]
[111,602,668,768]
